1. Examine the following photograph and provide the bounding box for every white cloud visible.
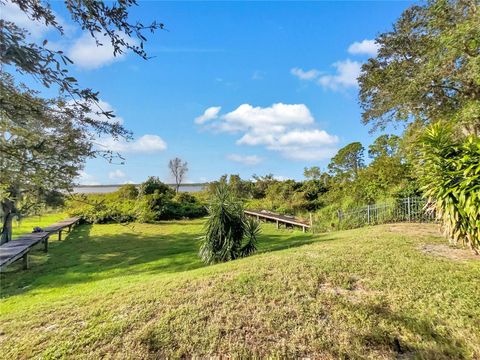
[291,67,320,81]
[1,1,74,40]
[108,169,126,180]
[196,103,338,161]
[76,171,100,185]
[102,134,167,154]
[221,103,314,134]
[227,154,263,166]
[279,147,337,161]
[68,32,134,69]
[317,59,362,91]
[348,39,379,56]
[1,1,48,38]
[194,106,221,124]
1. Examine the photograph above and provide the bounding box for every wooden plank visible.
[0,217,79,272]
[245,210,310,228]
[43,217,80,234]
[0,245,30,269]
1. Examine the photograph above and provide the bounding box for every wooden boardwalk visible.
[0,217,80,271]
[245,210,311,232]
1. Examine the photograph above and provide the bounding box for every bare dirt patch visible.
[420,244,479,261]
[387,223,440,237]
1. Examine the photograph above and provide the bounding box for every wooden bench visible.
[0,217,80,271]
[43,217,81,241]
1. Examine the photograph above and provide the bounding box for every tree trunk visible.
[1,199,16,245]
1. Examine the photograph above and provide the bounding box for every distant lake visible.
[72,183,206,194]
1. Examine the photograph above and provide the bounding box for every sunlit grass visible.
[12,213,67,239]
[0,220,479,358]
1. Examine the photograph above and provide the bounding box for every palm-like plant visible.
[420,123,480,254]
[199,183,261,264]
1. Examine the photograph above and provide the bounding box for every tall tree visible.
[328,142,365,180]
[1,0,163,241]
[358,0,480,135]
[168,158,188,193]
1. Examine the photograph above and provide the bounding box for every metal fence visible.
[336,197,435,230]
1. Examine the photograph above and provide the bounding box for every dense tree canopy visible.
[359,0,480,134]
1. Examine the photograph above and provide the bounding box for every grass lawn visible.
[0,220,479,359]
[11,213,67,239]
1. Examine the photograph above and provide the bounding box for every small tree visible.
[199,183,261,264]
[168,158,188,193]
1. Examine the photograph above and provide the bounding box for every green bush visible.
[66,193,137,224]
[199,183,261,264]
[138,176,174,196]
[420,124,480,253]
[67,179,207,223]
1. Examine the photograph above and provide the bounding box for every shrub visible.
[199,183,261,264]
[420,124,480,253]
[138,176,174,197]
[66,193,136,223]
[117,184,139,199]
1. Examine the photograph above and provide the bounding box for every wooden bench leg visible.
[44,237,49,252]
[23,253,29,270]
[68,225,72,233]
[58,230,62,241]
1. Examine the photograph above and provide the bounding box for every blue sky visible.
[4,1,414,184]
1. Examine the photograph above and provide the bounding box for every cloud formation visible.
[292,39,378,91]
[194,106,221,124]
[290,67,320,81]
[227,154,263,166]
[317,59,362,91]
[195,103,338,161]
[0,0,72,38]
[102,134,167,154]
[68,32,133,69]
[348,39,379,56]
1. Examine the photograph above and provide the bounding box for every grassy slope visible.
[0,220,479,359]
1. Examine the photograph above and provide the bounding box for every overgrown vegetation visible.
[205,132,417,233]
[66,178,207,223]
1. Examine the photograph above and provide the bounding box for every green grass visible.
[1,220,479,359]
[11,213,67,239]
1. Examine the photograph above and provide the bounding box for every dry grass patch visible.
[420,244,479,262]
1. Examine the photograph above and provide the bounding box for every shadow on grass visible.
[356,301,470,359]
[1,223,328,299]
